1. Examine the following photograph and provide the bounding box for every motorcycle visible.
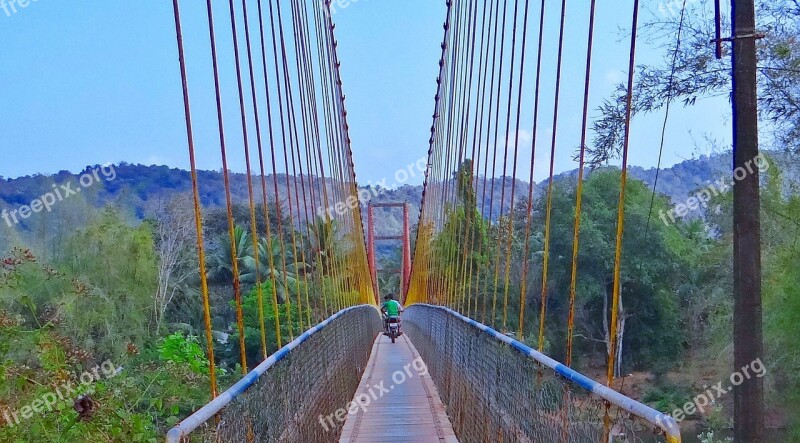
[383,315,402,343]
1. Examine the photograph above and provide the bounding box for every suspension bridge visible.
[158,0,721,441]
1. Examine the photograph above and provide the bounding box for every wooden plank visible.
[339,333,459,443]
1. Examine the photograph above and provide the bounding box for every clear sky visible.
[0,0,733,186]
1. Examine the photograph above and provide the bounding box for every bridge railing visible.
[165,305,381,443]
[404,304,681,443]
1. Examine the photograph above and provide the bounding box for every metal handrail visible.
[411,303,682,443]
[164,304,378,443]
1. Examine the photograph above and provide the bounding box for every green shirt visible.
[382,300,402,317]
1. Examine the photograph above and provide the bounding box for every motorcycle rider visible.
[380,293,404,332]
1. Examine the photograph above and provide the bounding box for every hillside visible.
[1,151,796,250]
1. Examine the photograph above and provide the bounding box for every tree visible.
[427,160,491,308]
[757,163,800,438]
[207,226,252,285]
[304,217,338,276]
[152,194,198,333]
[59,208,159,357]
[248,234,304,304]
[226,281,306,365]
[589,0,800,166]
[524,171,685,372]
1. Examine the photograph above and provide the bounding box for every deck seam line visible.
[404,334,447,441]
[350,333,380,439]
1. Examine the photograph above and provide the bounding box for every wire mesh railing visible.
[403,304,681,443]
[165,305,381,443]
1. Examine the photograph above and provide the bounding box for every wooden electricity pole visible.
[730,0,764,440]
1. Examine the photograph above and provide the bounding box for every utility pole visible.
[731,0,764,441]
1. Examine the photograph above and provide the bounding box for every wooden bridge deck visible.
[339,333,459,443]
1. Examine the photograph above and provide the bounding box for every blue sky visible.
[0,0,732,186]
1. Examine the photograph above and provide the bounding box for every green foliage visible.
[225,281,309,367]
[425,167,688,370]
[208,225,253,285]
[0,320,158,441]
[320,276,360,314]
[58,209,159,359]
[0,211,216,441]
[590,0,800,165]
[760,164,800,438]
[0,314,215,441]
[427,161,492,305]
[2,151,800,439]
[305,217,339,277]
[697,430,733,443]
[706,403,732,434]
[642,382,694,416]
[0,211,160,365]
[514,171,686,369]
[157,332,212,376]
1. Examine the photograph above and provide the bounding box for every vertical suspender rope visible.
[302,1,333,315]
[313,0,343,309]
[487,0,510,327]
[495,0,520,330]
[444,0,473,310]
[566,0,597,368]
[273,0,308,331]
[265,0,299,337]
[243,0,283,355]
[325,3,373,305]
[605,1,640,441]
[479,0,505,324]
[316,2,344,306]
[438,0,462,307]
[561,4,598,440]
[282,0,325,322]
[329,55,355,305]
[294,0,331,318]
[328,55,355,306]
[170,0,218,398]
[518,0,547,340]
[287,0,320,322]
[315,0,349,310]
[255,0,289,347]
[450,0,475,310]
[204,0,248,374]
[437,0,460,307]
[461,0,491,315]
[430,5,451,304]
[409,0,453,305]
[282,57,314,325]
[226,0,269,362]
[309,0,336,311]
[457,0,479,313]
[171,0,371,378]
[475,0,499,322]
[322,13,353,303]
[463,0,492,317]
[500,0,530,332]
[607,0,640,387]
[538,0,568,354]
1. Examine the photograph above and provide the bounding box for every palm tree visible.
[241,235,309,304]
[304,217,339,275]
[208,226,253,284]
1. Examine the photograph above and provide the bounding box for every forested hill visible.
[1,151,796,237]
[2,152,799,439]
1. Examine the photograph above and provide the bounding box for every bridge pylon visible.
[366,202,412,304]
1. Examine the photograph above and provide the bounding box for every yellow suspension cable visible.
[171,0,218,398]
